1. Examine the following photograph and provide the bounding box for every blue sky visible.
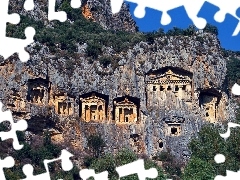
[127,2,240,51]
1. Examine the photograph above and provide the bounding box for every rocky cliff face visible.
[9,0,137,32]
[0,27,236,163]
[1,1,237,169]
[82,0,137,32]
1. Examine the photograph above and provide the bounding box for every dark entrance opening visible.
[171,127,178,135]
[159,141,163,148]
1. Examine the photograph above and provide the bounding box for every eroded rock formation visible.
[0,31,235,163]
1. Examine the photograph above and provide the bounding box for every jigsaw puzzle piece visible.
[0,0,20,35]
[232,83,240,95]
[79,169,108,180]
[70,0,81,8]
[164,6,194,30]
[48,0,67,22]
[116,159,158,180]
[24,0,35,11]
[48,0,81,22]
[198,2,240,50]
[127,2,163,32]
[215,170,240,180]
[206,0,240,23]
[219,122,240,140]
[128,4,193,32]
[44,149,74,171]
[111,0,184,25]
[176,0,206,29]
[21,149,74,180]
[0,0,35,62]
[0,156,15,180]
[0,27,35,62]
[0,102,28,150]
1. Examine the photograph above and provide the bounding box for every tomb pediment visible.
[147,68,192,84]
[114,98,136,107]
[146,67,193,108]
[79,91,109,122]
[163,116,185,124]
[53,93,74,116]
[113,96,140,124]
[80,95,105,104]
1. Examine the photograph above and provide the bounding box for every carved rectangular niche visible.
[146,67,193,107]
[54,93,74,116]
[80,92,108,122]
[167,124,181,136]
[113,96,140,124]
[27,77,50,105]
[199,89,221,123]
[7,89,27,112]
[164,116,185,136]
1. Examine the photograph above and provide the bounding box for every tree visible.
[154,149,183,179]
[203,23,218,35]
[99,55,112,68]
[183,122,240,178]
[87,149,166,180]
[87,134,105,157]
[182,157,215,180]
[226,57,240,87]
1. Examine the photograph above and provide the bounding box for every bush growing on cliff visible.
[182,157,215,180]
[154,149,183,179]
[2,131,80,179]
[226,57,240,87]
[88,149,166,180]
[203,23,218,35]
[99,55,112,67]
[87,134,105,157]
[182,121,240,179]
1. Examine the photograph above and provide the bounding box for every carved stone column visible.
[133,107,137,122]
[178,85,183,100]
[115,107,119,122]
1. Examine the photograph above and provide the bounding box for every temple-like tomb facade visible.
[27,77,50,105]
[113,96,140,124]
[199,89,221,123]
[53,93,74,116]
[80,92,108,122]
[146,67,193,108]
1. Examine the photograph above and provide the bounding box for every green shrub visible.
[87,134,105,157]
[99,55,112,67]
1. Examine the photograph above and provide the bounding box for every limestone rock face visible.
[83,0,137,32]
[0,32,235,161]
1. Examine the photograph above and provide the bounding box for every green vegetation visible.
[0,127,80,179]
[226,57,240,87]
[203,23,218,36]
[182,119,240,179]
[84,148,166,180]
[6,0,219,69]
[87,134,105,157]
[182,157,215,180]
[153,149,183,179]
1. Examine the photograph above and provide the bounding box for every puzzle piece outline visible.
[0,101,28,150]
[0,0,82,62]
[0,156,15,180]
[110,0,240,36]
[21,149,74,180]
[213,88,240,179]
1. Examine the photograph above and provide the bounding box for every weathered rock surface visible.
[0,31,236,162]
